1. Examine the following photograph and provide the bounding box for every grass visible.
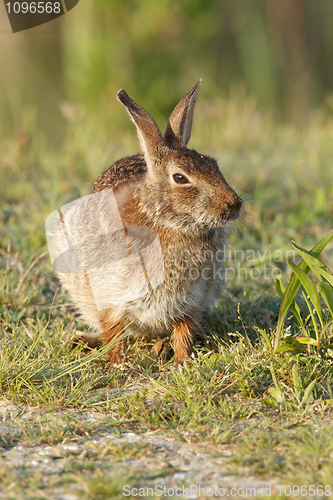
[1,96,333,498]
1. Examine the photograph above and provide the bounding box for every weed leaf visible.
[275,232,333,348]
[287,262,323,327]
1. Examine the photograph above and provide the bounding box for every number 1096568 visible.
[5,2,61,14]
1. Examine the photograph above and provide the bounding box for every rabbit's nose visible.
[226,194,242,219]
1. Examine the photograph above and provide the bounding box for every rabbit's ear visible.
[117,90,165,173]
[164,79,202,148]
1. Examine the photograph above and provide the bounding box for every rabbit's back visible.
[92,154,147,194]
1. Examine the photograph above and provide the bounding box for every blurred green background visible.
[1,0,333,140]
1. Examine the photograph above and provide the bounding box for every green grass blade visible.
[317,282,333,316]
[258,328,273,352]
[275,277,285,298]
[288,262,323,327]
[274,232,333,349]
[291,240,333,283]
[275,277,304,327]
[302,291,320,345]
[295,337,317,345]
[302,379,316,405]
[314,267,333,287]
[275,278,304,328]
[292,364,302,400]
[270,361,281,390]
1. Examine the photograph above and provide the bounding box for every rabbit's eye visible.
[173,173,189,185]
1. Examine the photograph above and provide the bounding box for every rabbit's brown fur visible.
[55,80,241,367]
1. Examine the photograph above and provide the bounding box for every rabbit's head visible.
[117,80,242,232]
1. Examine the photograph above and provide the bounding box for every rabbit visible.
[50,79,242,367]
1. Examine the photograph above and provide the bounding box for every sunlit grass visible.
[1,101,333,497]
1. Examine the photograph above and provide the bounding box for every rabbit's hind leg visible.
[172,317,196,363]
[98,311,126,369]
